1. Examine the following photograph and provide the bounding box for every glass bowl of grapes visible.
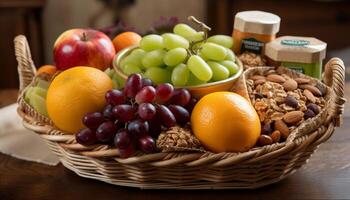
[113,17,243,99]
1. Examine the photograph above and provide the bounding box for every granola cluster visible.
[156,126,204,152]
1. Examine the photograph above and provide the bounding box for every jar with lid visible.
[232,11,280,55]
[265,36,327,79]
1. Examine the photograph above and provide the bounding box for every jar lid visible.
[234,11,281,35]
[265,36,327,63]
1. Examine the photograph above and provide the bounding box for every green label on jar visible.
[282,62,322,79]
[240,38,264,54]
[281,39,310,46]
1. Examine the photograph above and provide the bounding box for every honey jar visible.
[232,11,280,55]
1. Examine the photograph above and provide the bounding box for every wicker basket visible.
[15,35,346,189]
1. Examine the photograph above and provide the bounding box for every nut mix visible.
[247,67,326,146]
[156,126,204,152]
[238,52,267,69]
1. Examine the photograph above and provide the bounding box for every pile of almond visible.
[246,67,327,146]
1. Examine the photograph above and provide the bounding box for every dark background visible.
[1,0,350,89]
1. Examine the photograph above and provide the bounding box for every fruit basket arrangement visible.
[16,14,346,189]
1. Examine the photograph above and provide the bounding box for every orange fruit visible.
[112,32,141,53]
[37,65,57,76]
[191,92,260,153]
[46,66,113,133]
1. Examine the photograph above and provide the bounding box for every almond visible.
[283,79,298,91]
[258,135,273,146]
[254,79,266,85]
[295,78,310,84]
[251,75,266,81]
[270,130,281,143]
[298,84,322,96]
[267,74,286,83]
[283,111,304,124]
[274,119,290,139]
[303,89,316,103]
[270,112,284,120]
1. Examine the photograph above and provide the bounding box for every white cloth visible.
[0,103,59,165]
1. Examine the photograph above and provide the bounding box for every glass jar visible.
[232,11,280,55]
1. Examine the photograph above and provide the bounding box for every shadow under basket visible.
[14,35,346,189]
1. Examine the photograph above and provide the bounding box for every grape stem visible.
[186,48,193,57]
[187,16,211,55]
[187,16,211,40]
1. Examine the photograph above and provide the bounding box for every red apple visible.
[54,28,115,71]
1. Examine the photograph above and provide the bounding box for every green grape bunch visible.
[118,16,239,87]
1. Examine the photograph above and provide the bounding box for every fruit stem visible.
[130,99,136,106]
[186,49,193,56]
[82,32,88,41]
[187,16,211,40]
[187,16,211,56]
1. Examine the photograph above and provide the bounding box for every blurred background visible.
[1,0,350,90]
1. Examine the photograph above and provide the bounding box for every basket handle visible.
[14,35,37,92]
[323,57,346,126]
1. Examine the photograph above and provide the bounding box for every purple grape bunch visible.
[75,74,196,158]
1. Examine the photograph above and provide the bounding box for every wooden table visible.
[1,90,349,199]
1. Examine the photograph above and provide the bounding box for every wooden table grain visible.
[1,89,349,200]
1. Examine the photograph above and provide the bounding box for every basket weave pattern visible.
[14,35,346,189]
